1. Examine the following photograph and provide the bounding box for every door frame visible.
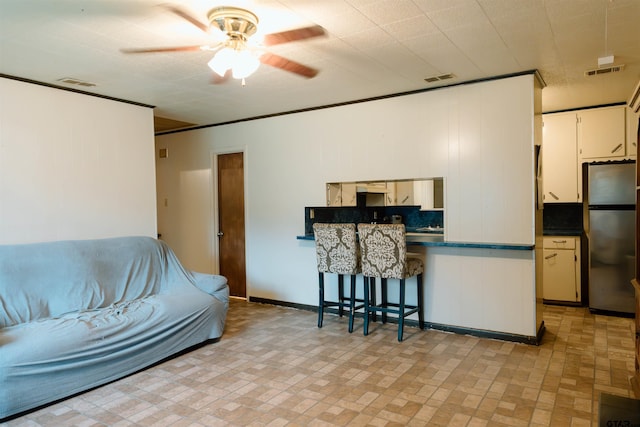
[211,147,249,296]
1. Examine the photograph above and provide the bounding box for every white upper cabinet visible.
[542,113,580,203]
[341,183,357,207]
[578,106,626,160]
[627,106,638,159]
[394,180,414,206]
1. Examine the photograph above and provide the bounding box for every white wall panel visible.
[424,247,536,336]
[156,73,540,337]
[0,78,156,244]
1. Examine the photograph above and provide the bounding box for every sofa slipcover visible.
[0,236,229,420]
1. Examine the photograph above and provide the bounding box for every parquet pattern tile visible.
[3,300,635,426]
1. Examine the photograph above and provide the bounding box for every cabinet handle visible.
[611,143,623,153]
[552,240,567,244]
[548,191,559,200]
[545,253,557,260]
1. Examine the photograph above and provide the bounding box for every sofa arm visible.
[191,271,228,296]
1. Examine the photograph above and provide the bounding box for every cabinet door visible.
[341,183,357,206]
[543,248,578,301]
[385,182,397,206]
[627,107,638,160]
[327,183,341,206]
[579,106,626,159]
[396,181,414,205]
[542,113,579,203]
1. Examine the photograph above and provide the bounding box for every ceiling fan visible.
[121,4,326,84]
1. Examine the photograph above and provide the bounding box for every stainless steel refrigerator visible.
[587,161,636,315]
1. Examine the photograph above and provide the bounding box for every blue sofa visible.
[0,236,229,420]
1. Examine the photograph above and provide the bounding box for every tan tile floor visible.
[3,299,636,426]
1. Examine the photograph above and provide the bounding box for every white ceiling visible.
[1,0,639,131]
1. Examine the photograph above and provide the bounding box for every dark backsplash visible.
[304,203,582,235]
[543,203,583,232]
[304,206,443,235]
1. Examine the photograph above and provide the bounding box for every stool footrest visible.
[367,305,418,316]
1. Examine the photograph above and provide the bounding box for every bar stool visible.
[357,223,424,342]
[313,223,363,332]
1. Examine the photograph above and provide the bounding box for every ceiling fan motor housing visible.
[207,7,259,41]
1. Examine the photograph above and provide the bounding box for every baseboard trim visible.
[248,297,542,345]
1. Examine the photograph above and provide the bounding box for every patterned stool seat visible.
[357,223,425,342]
[313,223,363,332]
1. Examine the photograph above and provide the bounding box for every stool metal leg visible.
[381,278,388,324]
[318,272,325,328]
[417,273,424,329]
[370,277,377,323]
[348,274,357,333]
[363,276,370,336]
[338,274,345,317]
[398,278,406,342]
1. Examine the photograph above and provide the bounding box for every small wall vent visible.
[424,73,456,83]
[56,77,97,87]
[584,64,625,77]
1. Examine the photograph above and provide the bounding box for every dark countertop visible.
[542,229,582,236]
[297,234,535,251]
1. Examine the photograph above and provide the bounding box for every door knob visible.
[217,232,224,237]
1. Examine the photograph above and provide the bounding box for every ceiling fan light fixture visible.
[208,47,235,76]
[232,50,260,79]
[208,47,261,79]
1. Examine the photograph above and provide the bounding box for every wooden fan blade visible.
[260,53,319,78]
[162,4,209,33]
[262,25,326,46]
[121,45,204,54]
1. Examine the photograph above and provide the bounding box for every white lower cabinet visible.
[543,236,581,303]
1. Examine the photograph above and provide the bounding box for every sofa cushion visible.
[0,285,223,417]
[0,236,183,327]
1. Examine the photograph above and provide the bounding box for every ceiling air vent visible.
[424,73,456,83]
[56,77,97,87]
[584,64,625,77]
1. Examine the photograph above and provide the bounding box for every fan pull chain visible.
[241,78,246,87]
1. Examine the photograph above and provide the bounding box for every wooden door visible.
[217,152,246,298]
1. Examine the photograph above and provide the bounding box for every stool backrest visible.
[313,223,360,275]
[357,223,407,279]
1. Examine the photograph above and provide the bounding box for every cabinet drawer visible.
[543,237,576,249]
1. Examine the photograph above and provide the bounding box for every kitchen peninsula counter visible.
[298,230,541,344]
[297,233,534,251]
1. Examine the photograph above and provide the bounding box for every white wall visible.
[0,77,157,244]
[156,74,541,337]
